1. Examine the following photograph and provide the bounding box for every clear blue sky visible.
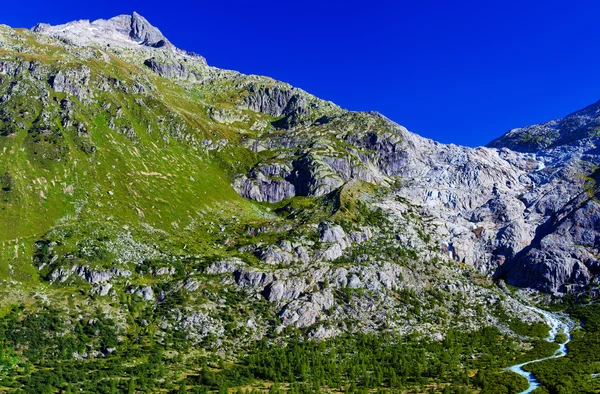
[3,0,600,146]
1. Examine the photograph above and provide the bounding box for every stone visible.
[206,258,244,274]
[263,279,307,303]
[234,269,273,288]
[131,286,154,301]
[49,67,91,101]
[97,283,112,296]
[184,279,199,291]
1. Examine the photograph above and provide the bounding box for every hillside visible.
[0,12,598,393]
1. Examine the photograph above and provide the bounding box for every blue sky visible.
[3,0,600,146]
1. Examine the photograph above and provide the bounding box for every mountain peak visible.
[32,12,173,51]
[128,12,171,47]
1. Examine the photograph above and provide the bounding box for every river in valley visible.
[505,306,575,393]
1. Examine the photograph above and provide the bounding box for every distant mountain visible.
[488,100,600,152]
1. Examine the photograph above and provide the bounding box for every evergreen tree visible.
[128,378,136,394]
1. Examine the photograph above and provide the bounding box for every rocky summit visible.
[0,12,599,394]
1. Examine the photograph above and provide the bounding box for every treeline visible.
[242,328,527,393]
[184,327,528,393]
[0,303,535,393]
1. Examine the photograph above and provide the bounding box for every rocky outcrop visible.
[242,86,307,120]
[279,290,334,328]
[320,223,351,249]
[96,283,113,296]
[233,150,384,203]
[178,311,223,344]
[256,245,296,266]
[183,279,199,291]
[232,172,295,203]
[263,278,308,303]
[49,67,91,101]
[205,258,244,274]
[33,12,170,49]
[49,265,131,284]
[130,285,155,301]
[234,269,273,289]
[129,12,170,47]
[232,97,600,295]
[144,58,190,79]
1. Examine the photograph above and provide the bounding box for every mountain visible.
[0,12,598,393]
[488,105,600,294]
[488,101,600,152]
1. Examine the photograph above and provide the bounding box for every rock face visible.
[129,12,169,47]
[143,58,190,79]
[485,115,600,294]
[231,82,600,295]
[132,286,155,301]
[33,12,169,49]
[496,170,600,293]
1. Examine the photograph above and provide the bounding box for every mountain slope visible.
[488,100,600,152]
[488,105,600,294]
[0,12,598,393]
[0,14,521,338]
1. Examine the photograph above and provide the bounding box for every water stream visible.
[505,305,575,393]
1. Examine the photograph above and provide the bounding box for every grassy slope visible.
[0,28,271,287]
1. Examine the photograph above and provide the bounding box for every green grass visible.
[0,35,278,285]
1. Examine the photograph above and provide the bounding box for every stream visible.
[505,306,575,393]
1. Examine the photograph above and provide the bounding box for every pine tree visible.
[269,382,281,394]
[128,378,136,394]
[110,380,118,394]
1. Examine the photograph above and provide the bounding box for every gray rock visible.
[234,269,273,288]
[233,173,295,203]
[154,267,175,276]
[319,244,344,261]
[279,290,334,328]
[242,85,309,128]
[320,223,351,249]
[131,286,154,301]
[498,194,600,294]
[32,13,207,62]
[77,266,113,284]
[49,67,91,101]
[349,227,374,243]
[179,312,223,344]
[263,279,307,303]
[184,279,199,291]
[97,283,112,296]
[206,258,244,274]
[256,245,295,265]
[144,58,190,79]
[347,274,363,289]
